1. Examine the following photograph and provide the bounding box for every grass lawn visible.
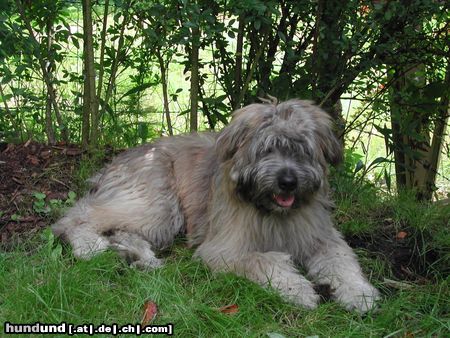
[0,231,448,337]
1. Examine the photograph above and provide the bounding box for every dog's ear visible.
[315,117,343,166]
[216,103,273,161]
[216,123,251,161]
[279,100,343,166]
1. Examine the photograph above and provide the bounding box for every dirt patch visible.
[337,203,447,281]
[0,141,86,244]
[345,225,442,282]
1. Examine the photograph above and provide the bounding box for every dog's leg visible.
[52,149,184,268]
[52,193,181,267]
[196,248,320,309]
[106,230,163,269]
[305,230,380,313]
[52,198,110,258]
[53,193,176,268]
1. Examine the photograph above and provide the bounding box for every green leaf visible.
[100,99,116,122]
[11,214,20,221]
[1,73,13,84]
[120,82,155,100]
[41,228,55,247]
[49,200,58,210]
[370,157,390,166]
[423,81,447,99]
[384,10,392,20]
[384,168,391,191]
[254,20,261,31]
[67,191,76,201]
[183,21,197,28]
[0,93,12,102]
[277,31,286,42]
[138,122,149,143]
[51,244,63,260]
[354,160,364,174]
[71,36,80,49]
[15,64,27,74]
[33,192,46,200]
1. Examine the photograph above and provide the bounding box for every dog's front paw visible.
[334,281,380,313]
[289,288,321,310]
[276,276,320,309]
[130,257,163,270]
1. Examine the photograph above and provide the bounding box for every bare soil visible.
[0,141,87,243]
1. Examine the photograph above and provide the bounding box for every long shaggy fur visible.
[52,99,379,313]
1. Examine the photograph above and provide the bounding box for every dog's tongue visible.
[274,194,295,208]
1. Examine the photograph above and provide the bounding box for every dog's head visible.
[216,99,342,213]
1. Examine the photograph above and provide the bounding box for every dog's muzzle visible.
[273,171,297,208]
[272,168,321,209]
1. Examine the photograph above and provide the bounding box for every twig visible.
[50,177,71,190]
[383,278,414,290]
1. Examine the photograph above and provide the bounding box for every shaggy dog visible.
[52,99,379,313]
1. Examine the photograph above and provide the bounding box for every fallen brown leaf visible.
[40,149,52,159]
[396,231,408,240]
[65,148,83,156]
[27,154,40,165]
[218,304,239,315]
[141,300,158,326]
[3,143,14,153]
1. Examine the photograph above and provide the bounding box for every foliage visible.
[0,0,448,198]
[32,191,77,216]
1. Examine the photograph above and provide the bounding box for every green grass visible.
[0,226,448,337]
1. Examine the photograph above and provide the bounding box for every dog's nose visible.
[277,173,298,192]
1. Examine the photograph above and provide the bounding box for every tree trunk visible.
[157,49,173,136]
[390,75,407,188]
[45,96,55,144]
[389,61,448,201]
[96,0,110,112]
[311,0,346,118]
[235,34,269,109]
[425,101,449,200]
[81,0,98,149]
[15,0,68,143]
[45,19,56,145]
[189,26,200,132]
[233,15,245,108]
[258,3,289,96]
[101,4,130,122]
[422,62,450,200]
